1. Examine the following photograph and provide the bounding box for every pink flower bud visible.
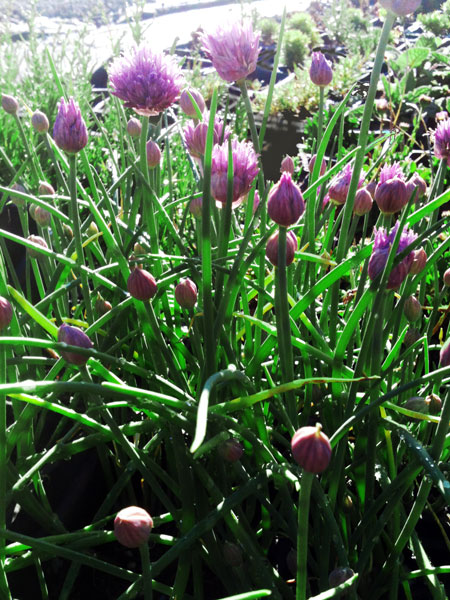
[309,52,333,87]
[365,180,377,199]
[34,206,52,228]
[95,296,112,316]
[353,187,373,216]
[127,117,142,137]
[280,155,295,175]
[444,268,450,287]
[403,296,422,322]
[405,174,426,203]
[175,278,198,309]
[127,267,157,301]
[374,178,409,215]
[57,323,93,365]
[379,0,421,16]
[2,94,18,115]
[9,183,27,208]
[328,567,355,588]
[114,506,153,548]
[189,197,203,219]
[179,88,206,117]
[53,97,88,154]
[267,172,305,227]
[426,393,442,415]
[0,297,13,331]
[291,424,331,473]
[146,140,161,169]
[404,397,427,413]
[404,327,420,348]
[218,438,243,462]
[38,181,56,196]
[252,190,260,215]
[440,337,450,367]
[265,230,298,267]
[308,154,326,177]
[409,248,427,275]
[31,110,49,133]
[27,235,49,258]
[223,542,243,567]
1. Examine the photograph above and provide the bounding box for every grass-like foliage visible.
[0,2,449,600]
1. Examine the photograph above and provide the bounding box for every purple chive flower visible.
[114,506,153,548]
[308,154,327,177]
[109,46,184,117]
[433,119,450,166]
[179,87,206,117]
[57,323,93,366]
[184,115,230,160]
[1,94,18,115]
[268,172,305,226]
[379,162,405,184]
[368,222,417,290]
[374,177,409,215]
[0,297,13,332]
[353,187,373,216]
[210,138,259,207]
[379,0,421,16]
[202,21,260,83]
[409,248,427,275]
[280,155,295,175]
[175,278,198,309]
[31,110,49,133]
[405,173,427,202]
[146,140,161,168]
[265,229,298,266]
[309,52,333,87]
[53,97,88,154]
[328,163,363,205]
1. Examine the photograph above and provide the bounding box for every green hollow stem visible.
[139,543,153,600]
[13,114,43,182]
[68,154,93,324]
[0,345,10,599]
[275,227,297,424]
[296,471,314,600]
[317,86,325,155]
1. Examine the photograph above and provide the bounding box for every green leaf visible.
[393,47,430,70]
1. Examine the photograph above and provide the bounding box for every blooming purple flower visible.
[379,0,421,16]
[211,138,259,207]
[379,162,405,185]
[53,97,88,154]
[202,21,260,83]
[434,118,450,166]
[184,115,230,160]
[328,163,363,205]
[309,52,333,87]
[109,46,184,116]
[368,222,417,290]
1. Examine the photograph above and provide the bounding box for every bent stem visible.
[140,543,153,600]
[297,470,314,600]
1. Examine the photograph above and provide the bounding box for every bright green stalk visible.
[68,154,93,324]
[317,86,325,154]
[0,345,10,599]
[139,543,153,600]
[296,471,314,600]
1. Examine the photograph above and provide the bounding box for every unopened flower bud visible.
[280,155,294,175]
[95,295,112,316]
[27,235,48,258]
[265,230,298,267]
[252,190,260,215]
[309,51,333,87]
[146,140,161,168]
[9,183,27,208]
[175,278,198,309]
[87,222,99,236]
[57,323,93,365]
[405,174,426,203]
[267,172,305,227]
[365,180,377,198]
[189,197,203,219]
[31,110,49,133]
[444,268,450,287]
[380,0,421,16]
[403,327,420,348]
[403,296,422,322]
[127,267,157,301]
[426,393,442,415]
[308,154,326,177]
[375,178,409,215]
[2,94,19,115]
[63,224,73,240]
[34,205,52,228]
[409,248,427,275]
[353,187,373,216]
[114,506,153,548]
[291,424,331,473]
[439,337,450,367]
[179,88,205,117]
[127,117,142,137]
[0,297,13,331]
[223,542,243,568]
[53,96,88,154]
[404,397,427,413]
[218,438,243,462]
[133,242,146,255]
[328,566,355,588]
[38,181,56,196]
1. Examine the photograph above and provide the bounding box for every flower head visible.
[114,506,153,548]
[353,187,373,216]
[146,140,161,168]
[53,97,88,154]
[57,323,93,365]
[406,174,427,203]
[202,21,260,83]
[368,222,417,290]
[175,278,198,309]
[31,110,49,133]
[308,154,327,177]
[179,87,205,117]
[379,162,405,184]
[0,297,13,332]
[265,230,298,266]
[109,46,184,116]
[211,138,259,207]
[379,0,421,16]
[2,94,18,115]
[127,267,157,301]
[433,119,450,166]
[291,424,331,473]
[374,177,409,214]
[184,115,230,160]
[267,172,305,226]
[309,51,333,87]
[328,163,363,206]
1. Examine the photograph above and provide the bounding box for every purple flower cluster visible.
[202,22,260,83]
[211,138,259,206]
[434,118,450,166]
[109,46,184,116]
[368,222,417,290]
[184,115,230,160]
[328,163,363,205]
